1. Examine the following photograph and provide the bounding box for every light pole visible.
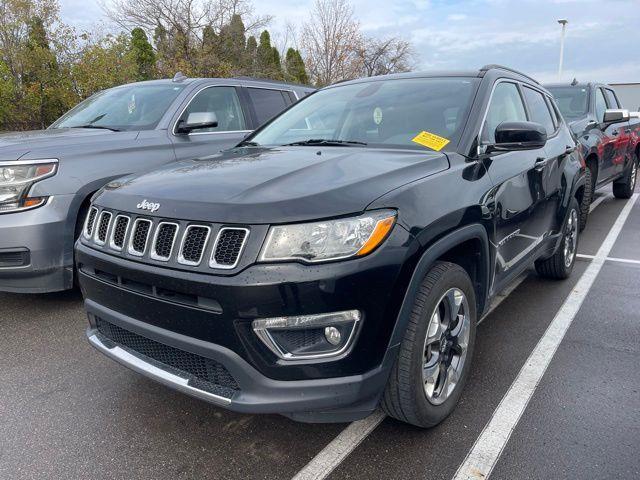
[557,19,568,78]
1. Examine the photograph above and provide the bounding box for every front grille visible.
[179,226,210,265]
[95,318,239,398]
[110,216,130,250]
[211,228,248,269]
[95,211,112,244]
[84,207,98,238]
[129,219,152,256]
[151,223,178,260]
[83,206,251,271]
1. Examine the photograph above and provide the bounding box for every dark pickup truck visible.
[546,82,640,228]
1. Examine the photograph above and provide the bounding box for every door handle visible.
[611,130,620,136]
[625,128,632,134]
[535,157,548,171]
[564,146,576,155]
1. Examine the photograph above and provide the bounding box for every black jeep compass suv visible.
[76,65,586,427]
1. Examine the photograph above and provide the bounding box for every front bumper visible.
[0,195,75,293]
[77,224,415,421]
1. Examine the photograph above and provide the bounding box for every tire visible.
[535,198,580,280]
[381,261,477,428]
[578,167,593,232]
[613,159,638,199]
[73,203,90,289]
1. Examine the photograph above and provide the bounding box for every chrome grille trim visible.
[127,218,153,257]
[150,222,179,262]
[83,206,99,239]
[94,211,112,245]
[177,225,211,266]
[209,227,250,270]
[109,215,130,251]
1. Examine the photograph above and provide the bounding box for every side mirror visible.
[489,121,547,152]
[603,109,629,124]
[176,111,218,134]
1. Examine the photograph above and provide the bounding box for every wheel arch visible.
[382,224,491,369]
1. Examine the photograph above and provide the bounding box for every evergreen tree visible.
[219,14,246,72]
[256,30,282,79]
[129,28,156,81]
[285,48,309,84]
[244,35,257,75]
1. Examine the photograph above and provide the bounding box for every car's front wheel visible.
[382,261,477,428]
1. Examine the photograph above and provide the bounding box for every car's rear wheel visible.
[535,198,579,279]
[382,261,476,428]
[613,159,637,199]
[578,166,592,231]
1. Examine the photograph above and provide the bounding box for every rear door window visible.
[522,86,556,135]
[248,88,291,125]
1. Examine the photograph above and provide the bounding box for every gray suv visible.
[0,76,313,293]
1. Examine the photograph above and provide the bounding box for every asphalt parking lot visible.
[1,187,639,480]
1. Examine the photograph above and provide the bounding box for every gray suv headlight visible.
[0,159,57,213]
[259,210,396,263]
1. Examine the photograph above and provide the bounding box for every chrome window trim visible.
[150,221,180,262]
[83,206,99,239]
[177,225,211,266]
[108,214,130,251]
[93,210,113,246]
[127,218,153,257]
[171,84,249,136]
[209,227,250,270]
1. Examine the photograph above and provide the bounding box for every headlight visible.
[259,209,396,263]
[0,160,57,213]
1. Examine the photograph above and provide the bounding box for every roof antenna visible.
[173,72,188,83]
[571,77,578,86]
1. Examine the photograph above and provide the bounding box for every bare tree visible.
[356,36,413,77]
[300,0,362,86]
[101,0,270,43]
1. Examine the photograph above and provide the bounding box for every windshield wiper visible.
[237,140,260,147]
[284,139,367,147]
[71,125,121,132]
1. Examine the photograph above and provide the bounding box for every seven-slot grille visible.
[84,207,249,270]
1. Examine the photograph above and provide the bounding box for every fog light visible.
[252,310,361,360]
[324,326,341,345]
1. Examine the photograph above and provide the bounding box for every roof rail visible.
[479,64,540,85]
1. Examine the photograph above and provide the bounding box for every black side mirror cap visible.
[488,121,547,152]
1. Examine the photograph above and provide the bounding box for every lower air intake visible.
[95,318,239,397]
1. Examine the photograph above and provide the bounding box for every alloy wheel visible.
[422,288,470,405]
[564,208,578,268]
[631,161,637,192]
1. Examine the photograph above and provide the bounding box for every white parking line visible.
[577,253,640,265]
[292,410,386,480]
[291,189,616,480]
[452,193,638,480]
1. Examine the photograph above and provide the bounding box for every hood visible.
[95,146,449,224]
[0,128,138,160]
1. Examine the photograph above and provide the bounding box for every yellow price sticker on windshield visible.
[412,131,450,151]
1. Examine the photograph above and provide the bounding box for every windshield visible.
[546,86,589,120]
[247,77,479,151]
[50,83,186,131]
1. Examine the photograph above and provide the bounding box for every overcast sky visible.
[59,0,640,84]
